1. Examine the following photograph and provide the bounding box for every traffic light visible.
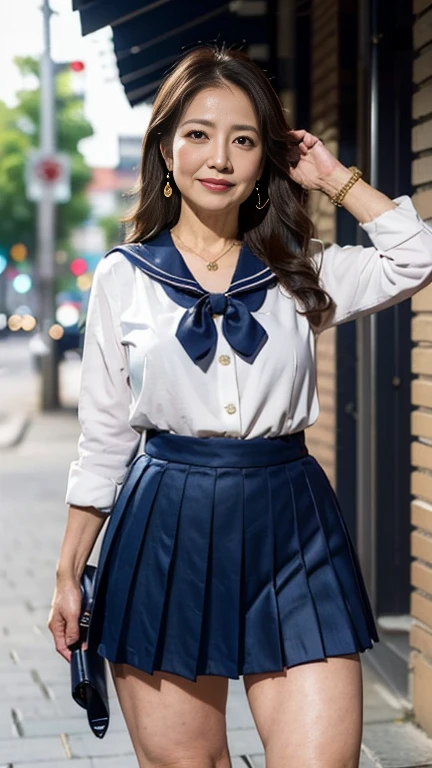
[54,61,86,98]
[54,61,85,75]
[70,61,85,72]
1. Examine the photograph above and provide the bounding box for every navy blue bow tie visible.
[105,229,278,367]
[175,291,269,364]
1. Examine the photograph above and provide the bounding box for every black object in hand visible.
[70,564,109,738]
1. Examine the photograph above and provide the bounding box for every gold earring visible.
[163,170,173,198]
[255,182,269,210]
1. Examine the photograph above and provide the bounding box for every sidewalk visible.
[1,398,432,765]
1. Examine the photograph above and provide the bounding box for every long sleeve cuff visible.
[65,462,122,515]
[359,195,425,251]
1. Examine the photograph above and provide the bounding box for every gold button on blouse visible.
[218,354,231,366]
[225,404,237,415]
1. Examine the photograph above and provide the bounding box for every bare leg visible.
[244,653,363,768]
[110,663,231,768]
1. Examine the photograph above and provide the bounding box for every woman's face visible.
[164,83,264,215]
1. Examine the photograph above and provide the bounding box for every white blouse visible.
[65,195,432,514]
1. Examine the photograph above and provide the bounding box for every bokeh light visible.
[76,273,93,291]
[21,314,37,332]
[0,313,7,331]
[10,243,28,262]
[8,314,22,331]
[55,250,68,265]
[48,323,65,340]
[13,274,32,294]
[70,258,87,277]
[56,303,79,327]
[0,255,7,275]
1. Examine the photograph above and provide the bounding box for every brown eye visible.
[186,130,207,139]
[234,136,255,147]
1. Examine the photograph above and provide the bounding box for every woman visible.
[48,45,432,768]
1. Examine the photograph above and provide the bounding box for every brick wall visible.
[409,0,432,738]
[305,0,339,488]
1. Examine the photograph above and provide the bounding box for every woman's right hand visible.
[47,578,82,663]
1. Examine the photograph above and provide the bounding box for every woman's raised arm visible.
[315,196,432,332]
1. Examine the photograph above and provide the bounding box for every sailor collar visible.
[107,228,277,298]
[106,229,279,368]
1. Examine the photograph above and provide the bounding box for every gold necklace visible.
[171,229,240,271]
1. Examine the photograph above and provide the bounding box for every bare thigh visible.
[110,662,231,768]
[244,653,363,768]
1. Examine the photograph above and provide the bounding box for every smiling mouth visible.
[198,179,235,190]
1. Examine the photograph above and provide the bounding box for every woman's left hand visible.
[287,129,343,190]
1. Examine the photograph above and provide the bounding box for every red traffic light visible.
[70,61,85,72]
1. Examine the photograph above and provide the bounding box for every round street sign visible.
[35,158,63,183]
[25,150,71,203]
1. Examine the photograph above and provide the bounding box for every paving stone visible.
[26,666,75,687]
[21,712,127,737]
[44,682,80,699]
[226,695,256,730]
[6,699,80,720]
[0,684,47,701]
[0,670,36,684]
[0,735,67,763]
[0,634,49,649]
[229,679,246,695]
[0,661,23,671]
[359,747,380,767]
[8,650,59,663]
[15,761,92,768]
[0,722,16,739]
[237,748,374,767]
[362,721,432,767]
[0,650,18,663]
[68,731,134,759]
[90,757,138,767]
[227,728,264,757]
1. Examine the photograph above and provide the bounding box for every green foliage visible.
[0,56,93,256]
[98,214,125,249]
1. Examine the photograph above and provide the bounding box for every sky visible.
[0,0,152,167]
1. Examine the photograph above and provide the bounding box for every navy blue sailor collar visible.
[106,228,278,368]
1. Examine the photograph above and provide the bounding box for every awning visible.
[72,0,270,105]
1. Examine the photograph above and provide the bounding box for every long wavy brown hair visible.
[122,44,334,325]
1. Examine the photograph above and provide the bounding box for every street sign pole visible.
[37,0,59,410]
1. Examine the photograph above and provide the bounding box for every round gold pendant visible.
[163,183,172,198]
[207,262,219,271]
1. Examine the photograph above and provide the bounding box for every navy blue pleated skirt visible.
[88,431,379,682]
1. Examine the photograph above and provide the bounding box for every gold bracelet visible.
[330,166,363,207]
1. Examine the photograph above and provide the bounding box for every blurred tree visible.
[0,56,93,258]
[98,213,125,249]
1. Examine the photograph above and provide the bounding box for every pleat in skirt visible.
[88,430,379,682]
